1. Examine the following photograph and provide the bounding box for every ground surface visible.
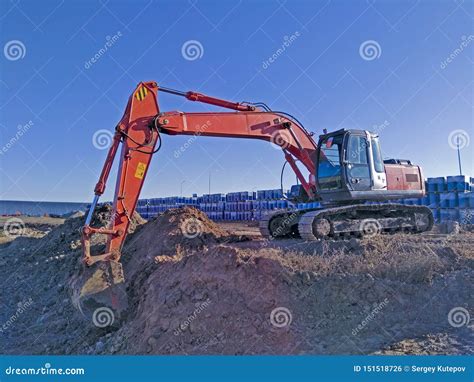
[0,215,65,244]
[1,208,472,355]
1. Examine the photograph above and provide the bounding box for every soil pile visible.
[101,228,473,354]
[0,205,144,354]
[1,206,473,355]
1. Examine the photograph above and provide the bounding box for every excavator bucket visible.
[70,259,128,326]
[70,200,133,325]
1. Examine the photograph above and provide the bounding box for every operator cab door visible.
[316,134,344,191]
[344,133,371,191]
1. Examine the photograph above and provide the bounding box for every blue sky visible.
[0,0,473,202]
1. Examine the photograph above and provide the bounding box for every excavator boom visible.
[82,81,318,266]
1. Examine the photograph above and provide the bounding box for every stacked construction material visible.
[135,188,317,221]
[135,176,474,224]
[423,176,474,224]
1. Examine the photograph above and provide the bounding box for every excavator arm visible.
[82,81,318,266]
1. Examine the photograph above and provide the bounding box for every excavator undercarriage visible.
[259,203,434,241]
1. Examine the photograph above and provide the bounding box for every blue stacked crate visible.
[239,191,250,201]
[457,176,474,225]
[426,177,444,223]
[287,184,302,199]
[223,191,248,221]
[226,192,238,202]
[423,175,474,225]
[447,175,470,192]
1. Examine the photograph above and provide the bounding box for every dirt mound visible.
[92,212,473,355]
[61,210,85,219]
[376,329,474,355]
[0,205,145,354]
[1,206,473,355]
[126,207,226,257]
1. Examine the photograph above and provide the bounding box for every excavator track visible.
[260,204,434,240]
[259,209,301,239]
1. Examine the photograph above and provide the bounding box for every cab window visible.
[371,137,384,173]
[317,135,343,190]
[346,135,370,179]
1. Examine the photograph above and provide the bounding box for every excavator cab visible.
[315,129,388,203]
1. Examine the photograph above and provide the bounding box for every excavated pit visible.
[1,206,473,355]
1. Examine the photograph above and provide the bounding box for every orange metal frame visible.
[82,82,318,265]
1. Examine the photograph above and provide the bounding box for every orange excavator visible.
[77,82,433,317]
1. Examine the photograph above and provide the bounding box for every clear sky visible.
[0,0,473,202]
